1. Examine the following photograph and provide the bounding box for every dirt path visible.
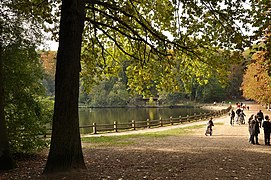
[2,102,271,179]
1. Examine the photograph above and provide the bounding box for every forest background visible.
[1,0,271,175]
[40,48,244,108]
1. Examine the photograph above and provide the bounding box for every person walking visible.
[239,110,246,124]
[248,115,254,143]
[257,110,264,128]
[248,114,254,124]
[229,109,235,126]
[262,115,271,145]
[236,108,242,124]
[249,116,260,145]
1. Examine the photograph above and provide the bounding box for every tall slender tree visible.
[0,42,15,170]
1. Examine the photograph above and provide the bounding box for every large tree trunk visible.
[0,44,16,170]
[43,0,86,173]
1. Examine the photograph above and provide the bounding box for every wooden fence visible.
[77,106,232,134]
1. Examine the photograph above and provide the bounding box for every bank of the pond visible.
[79,103,229,110]
[78,104,220,134]
[79,104,200,108]
[82,105,231,137]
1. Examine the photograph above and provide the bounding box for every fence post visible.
[179,116,182,123]
[147,119,150,128]
[194,113,196,121]
[43,126,47,138]
[114,121,118,132]
[132,120,136,130]
[93,122,97,134]
[160,117,163,127]
[187,115,190,122]
[170,116,173,125]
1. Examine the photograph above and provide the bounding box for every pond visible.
[79,107,212,133]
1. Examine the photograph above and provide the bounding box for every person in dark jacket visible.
[262,115,271,145]
[248,114,254,124]
[257,110,264,128]
[229,109,235,126]
[239,110,246,124]
[249,116,260,145]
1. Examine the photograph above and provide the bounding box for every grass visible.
[81,123,223,147]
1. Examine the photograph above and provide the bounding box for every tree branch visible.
[84,0,210,63]
[85,6,171,57]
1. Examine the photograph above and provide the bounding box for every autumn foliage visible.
[242,49,271,104]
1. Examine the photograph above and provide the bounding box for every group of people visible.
[248,110,271,145]
[206,107,271,146]
[230,108,271,145]
[229,108,246,126]
[236,102,249,111]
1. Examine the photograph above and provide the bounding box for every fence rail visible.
[45,106,231,136]
[78,106,232,135]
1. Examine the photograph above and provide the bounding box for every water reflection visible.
[79,107,211,126]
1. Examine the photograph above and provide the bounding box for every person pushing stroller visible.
[205,117,214,136]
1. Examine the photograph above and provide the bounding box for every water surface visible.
[79,107,211,133]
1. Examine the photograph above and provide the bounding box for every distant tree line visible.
[41,51,244,106]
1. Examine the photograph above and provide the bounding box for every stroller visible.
[237,111,246,125]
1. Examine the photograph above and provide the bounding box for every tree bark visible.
[44,0,86,173]
[0,44,16,170]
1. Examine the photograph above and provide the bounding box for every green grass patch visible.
[82,135,135,146]
[82,123,220,147]
[82,134,144,147]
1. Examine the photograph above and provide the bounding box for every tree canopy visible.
[81,0,254,97]
[242,43,271,104]
[241,1,271,105]
[44,0,265,174]
[1,0,56,169]
[1,0,271,174]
